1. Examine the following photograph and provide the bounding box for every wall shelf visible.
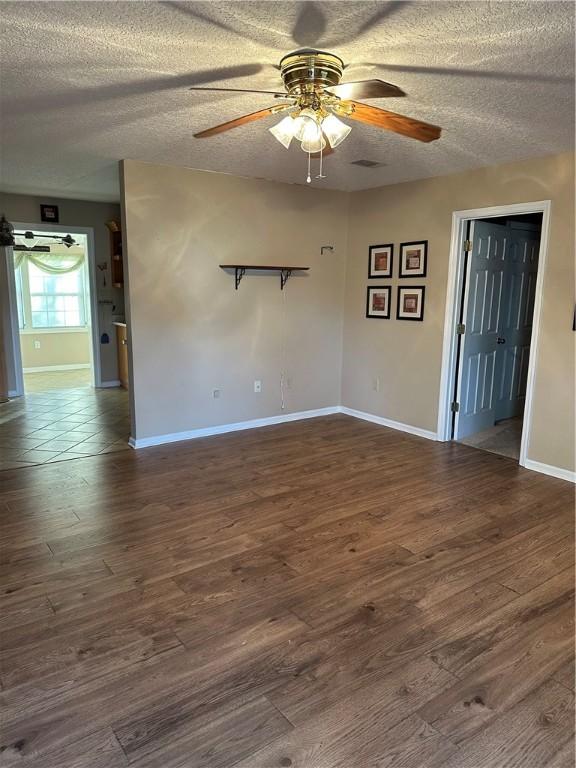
[220,264,310,290]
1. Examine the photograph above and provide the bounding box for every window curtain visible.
[14,245,85,274]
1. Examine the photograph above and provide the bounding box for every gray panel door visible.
[494,229,540,421]
[456,221,508,440]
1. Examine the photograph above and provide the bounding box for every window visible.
[28,264,86,328]
[15,247,89,331]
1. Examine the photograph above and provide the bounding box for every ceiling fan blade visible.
[326,79,405,99]
[338,101,441,142]
[194,105,289,138]
[189,86,287,97]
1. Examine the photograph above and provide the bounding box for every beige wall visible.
[121,160,349,441]
[20,331,91,369]
[0,192,123,383]
[122,153,574,473]
[342,152,575,472]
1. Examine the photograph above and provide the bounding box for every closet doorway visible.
[437,201,550,467]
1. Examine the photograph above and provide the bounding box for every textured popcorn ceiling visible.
[0,1,574,201]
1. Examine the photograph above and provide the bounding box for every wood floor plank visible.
[0,593,54,632]
[0,414,573,767]
[553,659,576,693]
[1,727,128,768]
[0,612,306,759]
[419,601,574,743]
[231,656,456,768]
[1,620,183,691]
[495,534,574,594]
[267,580,517,725]
[441,679,575,768]
[117,695,292,768]
[544,739,576,767]
[396,520,573,610]
[429,568,575,677]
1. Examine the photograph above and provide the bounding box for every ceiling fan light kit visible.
[269,115,297,148]
[321,113,352,148]
[191,49,442,184]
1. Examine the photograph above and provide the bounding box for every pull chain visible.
[306,150,311,184]
[316,140,327,180]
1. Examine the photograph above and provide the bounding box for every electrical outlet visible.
[254,380,262,393]
[212,388,221,399]
[34,340,41,349]
[372,377,380,392]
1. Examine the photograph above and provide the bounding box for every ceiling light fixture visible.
[269,107,351,183]
[193,49,442,185]
[321,113,352,148]
[269,115,296,148]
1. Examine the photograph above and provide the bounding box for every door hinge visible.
[456,323,466,335]
[451,401,460,413]
[464,239,472,252]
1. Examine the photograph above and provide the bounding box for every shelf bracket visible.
[280,268,292,290]
[234,267,246,290]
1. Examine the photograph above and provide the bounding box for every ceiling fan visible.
[190,49,442,183]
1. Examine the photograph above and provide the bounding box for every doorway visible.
[13,228,97,395]
[0,222,132,471]
[437,201,551,467]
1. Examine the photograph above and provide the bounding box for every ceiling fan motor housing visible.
[279,49,344,95]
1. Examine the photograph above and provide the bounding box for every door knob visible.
[497,337,506,344]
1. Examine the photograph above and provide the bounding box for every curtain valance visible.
[14,246,85,274]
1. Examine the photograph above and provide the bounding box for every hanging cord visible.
[315,139,327,180]
[280,279,287,410]
[306,150,311,184]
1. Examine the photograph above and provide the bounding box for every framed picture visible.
[368,243,393,279]
[397,286,425,321]
[366,286,391,319]
[40,204,59,224]
[399,240,427,278]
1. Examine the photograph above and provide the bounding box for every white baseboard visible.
[23,363,91,373]
[340,406,438,441]
[522,458,576,483]
[129,406,340,449]
[99,380,121,388]
[119,405,576,484]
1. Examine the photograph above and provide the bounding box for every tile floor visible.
[459,416,523,461]
[0,370,130,471]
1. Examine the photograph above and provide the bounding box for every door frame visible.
[436,200,552,468]
[8,222,101,393]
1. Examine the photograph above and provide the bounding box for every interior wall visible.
[121,160,349,441]
[0,192,123,383]
[342,152,575,473]
[20,331,91,369]
[0,247,19,398]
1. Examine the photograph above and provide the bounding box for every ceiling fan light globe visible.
[322,113,352,148]
[269,115,296,148]
[301,117,322,142]
[293,108,319,141]
[301,134,326,153]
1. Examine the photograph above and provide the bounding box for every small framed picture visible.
[397,286,425,321]
[40,204,59,223]
[366,286,391,319]
[399,240,427,278]
[368,243,393,279]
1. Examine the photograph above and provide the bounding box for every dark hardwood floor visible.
[0,414,574,767]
